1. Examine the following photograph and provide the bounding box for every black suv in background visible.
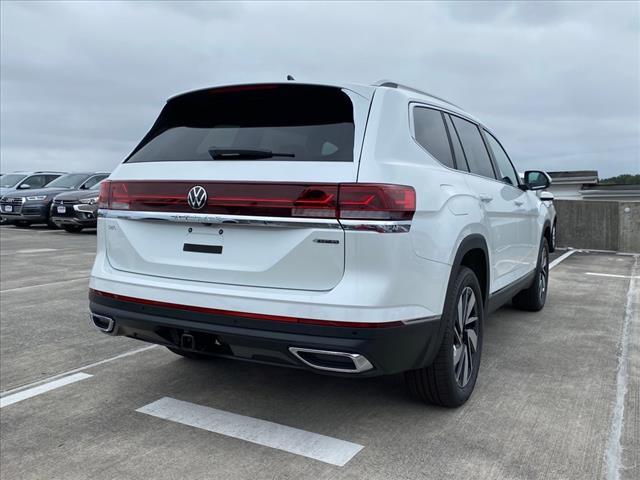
[50,183,103,232]
[0,172,109,227]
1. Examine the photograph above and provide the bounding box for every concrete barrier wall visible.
[619,202,640,253]
[554,200,639,253]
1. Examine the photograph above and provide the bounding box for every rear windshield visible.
[126,85,355,163]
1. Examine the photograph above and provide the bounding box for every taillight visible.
[98,181,415,221]
[338,184,415,220]
[97,180,111,209]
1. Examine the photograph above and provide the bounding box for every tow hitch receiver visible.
[181,333,195,350]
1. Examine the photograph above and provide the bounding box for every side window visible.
[45,175,59,185]
[83,175,107,189]
[413,107,455,169]
[23,175,47,188]
[484,131,519,187]
[450,116,496,179]
[444,114,469,172]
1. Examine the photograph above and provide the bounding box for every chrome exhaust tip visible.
[90,313,115,333]
[288,347,373,373]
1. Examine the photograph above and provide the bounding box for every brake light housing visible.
[97,181,415,221]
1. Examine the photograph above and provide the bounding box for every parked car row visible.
[0,171,109,232]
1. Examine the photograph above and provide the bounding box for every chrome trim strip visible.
[99,209,412,232]
[74,204,96,213]
[339,219,411,233]
[288,347,374,373]
[98,209,342,229]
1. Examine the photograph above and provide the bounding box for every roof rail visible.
[373,80,462,109]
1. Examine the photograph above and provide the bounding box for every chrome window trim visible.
[98,209,411,232]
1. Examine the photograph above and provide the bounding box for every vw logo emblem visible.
[187,185,208,210]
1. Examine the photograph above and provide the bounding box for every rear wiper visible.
[208,148,295,160]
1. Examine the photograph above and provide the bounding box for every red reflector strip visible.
[90,289,404,329]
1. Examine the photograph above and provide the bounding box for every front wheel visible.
[405,266,484,407]
[63,225,83,233]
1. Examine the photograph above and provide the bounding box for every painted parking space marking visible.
[137,397,364,466]
[15,248,58,254]
[605,255,638,480]
[0,345,158,398]
[0,372,92,408]
[549,249,577,270]
[0,276,89,293]
[585,272,640,280]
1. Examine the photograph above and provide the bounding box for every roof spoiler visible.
[373,79,462,110]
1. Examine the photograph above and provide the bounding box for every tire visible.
[47,217,59,229]
[15,220,31,228]
[549,221,557,252]
[512,237,549,312]
[63,225,83,233]
[166,346,211,360]
[405,266,484,407]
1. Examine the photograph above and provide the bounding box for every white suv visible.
[89,81,554,407]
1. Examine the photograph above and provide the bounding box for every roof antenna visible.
[286,75,295,81]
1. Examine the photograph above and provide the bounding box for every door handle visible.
[479,194,493,203]
[514,200,524,206]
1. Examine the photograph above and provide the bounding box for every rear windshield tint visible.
[126,85,355,163]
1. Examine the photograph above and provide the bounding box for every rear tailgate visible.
[103,84,372,291]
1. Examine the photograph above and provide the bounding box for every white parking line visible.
[15,248,58,254]
[549,249,577,270]
[0,372,92,408]
[0,276,89,293]
[605,255,638,480]
[585,272,640,280]
[0,345,158,398]
[137,397,364,466]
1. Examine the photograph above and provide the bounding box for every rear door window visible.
[444,114,469,172]
[126,85,355,163]
[450,116,496,179]
[413,107,454,168]
[83,174,109,189]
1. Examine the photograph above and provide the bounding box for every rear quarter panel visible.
[357,89,489,268]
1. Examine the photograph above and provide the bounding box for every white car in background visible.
[89,81,555,407]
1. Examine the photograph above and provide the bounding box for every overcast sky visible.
[1,0,639,178]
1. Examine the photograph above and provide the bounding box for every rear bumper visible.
[89,290,443,377]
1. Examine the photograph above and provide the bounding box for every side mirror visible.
[18,183,31,190]
[524,170,551,191]
[539,191,554,202]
